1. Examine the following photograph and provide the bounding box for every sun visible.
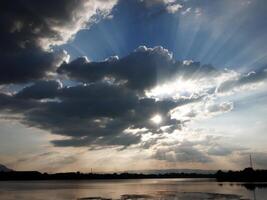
[151,114,162,124]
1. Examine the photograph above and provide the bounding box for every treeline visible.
[0,171,214,181]
[216,167,267,182]
[1,167,267,181]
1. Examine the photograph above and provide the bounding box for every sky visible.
[0,0,267,173]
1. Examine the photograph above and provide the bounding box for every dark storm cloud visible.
[0,45,243,149]
[0,0,116,84]
[0,0,74,83]
[1,44,266,149]
[0,76,197,147]
[15,80,61,99]
[0,48,67,84]
[0,93,40,113]
[1,0,86,50]
[58,46,218,91]
[24,85,185,147]
[52,133,142,148]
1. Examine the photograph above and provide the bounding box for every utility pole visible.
[250,154,253,169]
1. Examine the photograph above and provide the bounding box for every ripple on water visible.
[77,192,249,200]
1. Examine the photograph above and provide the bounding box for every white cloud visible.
[166,3,183,13]
[139,0,182,13]
[135,45,173,60]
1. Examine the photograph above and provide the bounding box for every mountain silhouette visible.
[0,164,13,172]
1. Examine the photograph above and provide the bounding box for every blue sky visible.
[61,0,267,71]
[0,0,267,172]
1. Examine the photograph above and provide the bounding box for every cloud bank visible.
[1,45,267,164]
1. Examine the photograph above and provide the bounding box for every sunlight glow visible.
[145,71,239,100]
[151,114,162,124]
[145,78,203,100]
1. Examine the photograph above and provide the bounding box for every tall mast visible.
[250,154,253,169]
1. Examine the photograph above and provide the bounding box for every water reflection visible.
[241,183,267,200]
[241,183,267,191]
[218,182,267,200]
[78,192,245,200]
[0,179,267,200]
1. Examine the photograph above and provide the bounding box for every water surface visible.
[0,179,266,200]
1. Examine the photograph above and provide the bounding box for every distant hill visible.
[126,169,216,175]
[0,164,13,172]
